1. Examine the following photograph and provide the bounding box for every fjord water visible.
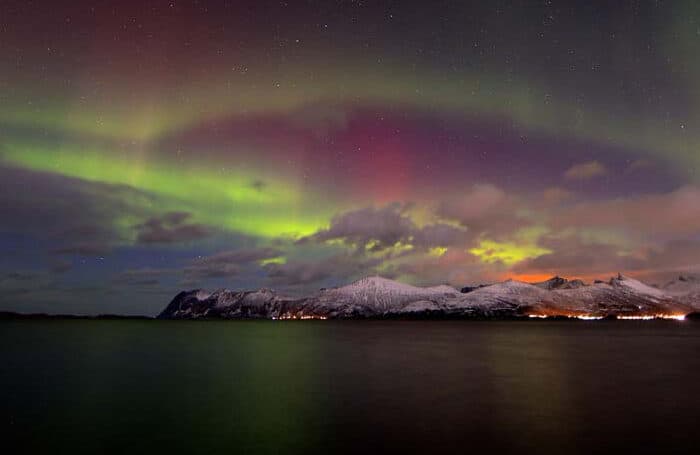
[2,321,699,454]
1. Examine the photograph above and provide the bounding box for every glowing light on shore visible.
[526,313,686,321]
[273,314,328,320]
[576,315,604,320]
[617,314,686,321]
[527,314,603,320]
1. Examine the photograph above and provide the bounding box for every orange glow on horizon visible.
[507,271,624,284]
[508,273,557,283]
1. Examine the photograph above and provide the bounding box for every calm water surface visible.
[2,320,699,454]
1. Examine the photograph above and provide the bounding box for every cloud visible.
[300,203,415,251]
[184,247,282,280]
[300,203,473,254]
[625,158,653,173]
[541,187,574,205]
[291,197,542,289]
[511,236,641,278]
[644,239,700,272]
[550,185,700,239]
[135,212,210,244]
[250,179,267,191]
[388,248,497,287]
[264,253,383,289]
[411,223,468,248]
[563,160,608,180]
[287,199,521,289]
[438,184,507,223]
[511,230,700,282]
[436,184,530,241]
[0,166,153,254]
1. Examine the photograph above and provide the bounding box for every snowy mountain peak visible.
[534,276,586,290]
[608,274,667,298]
[332,276,458,296]
[534,276,567,289]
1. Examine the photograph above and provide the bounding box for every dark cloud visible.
[264,253,383,289]
[135,212,210,244]
[300,203,471,253]
[184,247,282,280]
[250,179,267,191]
[301,203,414,251]
[412,223,469,249]
[0,166,155,255]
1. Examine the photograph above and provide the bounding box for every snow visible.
[325,276,458,304]
[449,280,549,309]
[312,276,459,314]
[662,276,700,295]
[394,300,441,313]
[335,276,456,296]
[424,284,461,294]
[195,290,211,300]
[611,274,667,298]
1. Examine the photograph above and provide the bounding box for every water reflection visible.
[2,320,699,454]
[482,326,577,452]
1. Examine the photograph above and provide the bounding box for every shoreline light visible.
[273,314,328,320]
[527,313,686,321]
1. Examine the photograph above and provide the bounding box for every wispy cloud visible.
[564,160,608,180]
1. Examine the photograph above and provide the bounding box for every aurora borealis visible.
[1,1,700,314]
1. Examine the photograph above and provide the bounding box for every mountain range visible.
[158,274,700,320]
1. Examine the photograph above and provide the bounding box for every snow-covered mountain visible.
[302,276,460,318]
[660,275,700,309]
[158,274,699,320]
[158,288,303,319]
[531,274,693,317]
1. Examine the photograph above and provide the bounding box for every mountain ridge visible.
[158,274,700,320]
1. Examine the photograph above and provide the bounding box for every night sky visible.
[1,0,699,315]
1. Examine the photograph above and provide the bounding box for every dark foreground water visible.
[2,320,699,454]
